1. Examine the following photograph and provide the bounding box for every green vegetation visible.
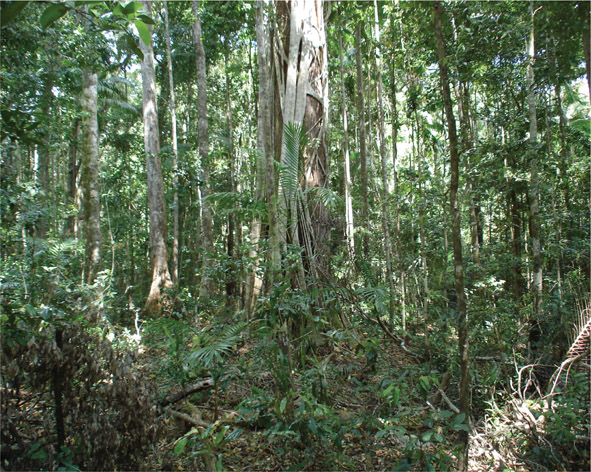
[1,1,589,470]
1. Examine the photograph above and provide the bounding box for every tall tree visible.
[80,67,101,285]
[273,0,329,285]
[191,0,215,298]
[527,0,543,355]
[140,0,173,314]
[338,27,354,258]
[163,1,179,286]
[433,2,470,469]
[355,20,369,258]
[373,0,396,320]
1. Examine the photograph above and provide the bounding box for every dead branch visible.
[160,378,214,406]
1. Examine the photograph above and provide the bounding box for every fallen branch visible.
[167,407,209,428]
[160,378,214,406]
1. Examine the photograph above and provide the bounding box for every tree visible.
[191,0,215,299]
[140,0,172,314]
[433,2,470,469]
[163,1,179,287]
[80,67,101,285]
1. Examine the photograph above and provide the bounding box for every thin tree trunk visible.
[527,0,543,356]
[338,32,355,258]
[244,0,273,316]
[80,69,102,285]
[140,0,172,314]
[65,121,79,237]
[355,21,369,258]
[373,0,396,321]
[434,3,470,469]
[192,0,215,299]
[224,41,237,299]
[164,1,179,286]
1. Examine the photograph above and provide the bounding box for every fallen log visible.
[160,378,214,406]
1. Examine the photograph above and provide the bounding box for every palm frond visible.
[566,296,591,360]
[185,321,249,369]
[280,122,306,204]
[304,186,342,211]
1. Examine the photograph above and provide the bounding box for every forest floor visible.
[140,332,426,471]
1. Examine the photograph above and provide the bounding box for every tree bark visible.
[434,3,470,469]
[80,69,102,285]
[140,0,172,315]
[192,0,215,299]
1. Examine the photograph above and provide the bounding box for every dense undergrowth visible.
[1,243,589,471]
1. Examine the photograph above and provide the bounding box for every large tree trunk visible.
[164,1,179,287]
[434,3,470,469]
[274,0,329,286]
[140,0,172,315]
[80,69,102,285]
[192,0,215,299]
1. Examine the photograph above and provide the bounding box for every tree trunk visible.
[164,1,179,287]
[527,0,543,356]
[224,40,237,299]
[140,0,172,315]
[355,21,369,259]
[80,69,102,285]
[65,121,80,237]
[192,0,215,299]
[433,3,470,469]
[274,0,329,286]
[338,31,355,258]
[373,0,396,321]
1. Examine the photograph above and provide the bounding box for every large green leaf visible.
[1,1,30,28]
[134,19,151,47]
[40,3,68,29]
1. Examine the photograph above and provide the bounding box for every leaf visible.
[136,13,155,25]
[124,33,144,60]
[279,397,288,414]
[122,1,143,15]
[173,437,187,455]
[1,1,30,28]
[134,19,151,47]
[40,3,68,29]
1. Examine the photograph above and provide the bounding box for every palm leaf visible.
[566,297,591,360]
[280,122,306,204]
